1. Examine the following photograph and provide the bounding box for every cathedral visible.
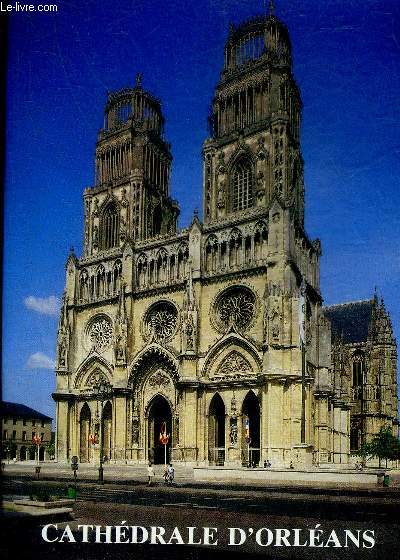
[53,9,398,468]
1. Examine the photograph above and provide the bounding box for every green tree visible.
[356,426,400,467]
[2,440,17,463]
[46,441,55,460]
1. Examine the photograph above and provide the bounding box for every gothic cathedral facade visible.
[53,12,398,467]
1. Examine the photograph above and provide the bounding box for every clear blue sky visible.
[3,0,400,420]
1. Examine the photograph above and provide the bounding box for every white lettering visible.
[131,526,148,544]
[324,530,342,548]
[255,528,274,547]
[363,530,375,549]
[78,524,93,543]
[228,528,246,546]
[187,527,202,545]
[203,527,218,546]
[95,525,112,544]
[275,528,291,547]
[167,527,184,545]
[59,525,76,543]
[41,524,58,543]
[150,526,166,545]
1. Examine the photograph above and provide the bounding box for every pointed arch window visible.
[352,352,365,388]
[231,159,253,212]
[101,202,120,250]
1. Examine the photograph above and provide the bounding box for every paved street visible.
[2,462,400,559]
[3,460,400,488]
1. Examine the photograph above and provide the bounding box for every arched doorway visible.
[20,446,27,461]
[208,393,226,465]
[80,403,91,463]
[242,391,261,466]
[102,401,112,461]
[147,395,172,464]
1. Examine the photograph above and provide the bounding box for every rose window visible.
[144,302,178,343]
[87,316,113,352]
[214,286,256,333]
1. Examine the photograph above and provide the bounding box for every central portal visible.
[147,395,172,464]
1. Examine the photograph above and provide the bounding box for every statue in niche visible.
[229,418,238,447]
[132,418,139,444]
[269,308,281,343]
[263,302,269,346]
[58,341,67,367]
[272,323,280,341]
[217,179,226,209]
[57,294,70,369]
[92,225,99,248]
[93,198,99,217]
[114,285,128,365]
[174,416,179,445]
[114,330,126,363]
[185,315,194,351]
[121,188,129,207]
[256,171,265,202]
[181,266,198,353]
[120,217,127,242]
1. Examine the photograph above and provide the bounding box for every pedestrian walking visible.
[147,462,155,486]
[166,463,175,485]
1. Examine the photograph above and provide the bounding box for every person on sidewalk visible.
[166,463,175,485]
[147,462,155,486]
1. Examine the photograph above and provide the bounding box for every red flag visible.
[159,421,169,445]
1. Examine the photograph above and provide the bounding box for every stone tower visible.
[84,74,179,257]
[203,13,304,226]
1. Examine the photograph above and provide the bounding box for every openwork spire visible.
[269,0,275,16]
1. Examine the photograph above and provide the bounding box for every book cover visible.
[2,1,399,559]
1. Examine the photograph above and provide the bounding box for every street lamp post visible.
[92,379,113,484]
[32,434,42,479]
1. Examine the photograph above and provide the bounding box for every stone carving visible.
[92,225,99,248]
[121,188,129,207]
[229,418,238,446]
[88,316,113,352]
[230,393,237,416]
[148,370,170,388]
[114,285,128,365]
[120,217,127,242]
[174,415,179,444]
[85,370,108,389]
[217,180,226,209]
[262,290,269,345]
[269,308,282,343]
[214,286,256,333]
[217,351,252,376]
[181,266,198,353]
[93,198,99,217]
[132,418,139,444]
[56,294,70,370]
[256,171,265,201]
[144,302,178,343]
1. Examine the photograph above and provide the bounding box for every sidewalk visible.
[3,460,400,495]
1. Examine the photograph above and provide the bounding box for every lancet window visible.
[205,235,218,272]
[101,202,120,250]
[352,352,365,388]
[78,259,122,304]
[231,159,253,212]
[204,222,268,274]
